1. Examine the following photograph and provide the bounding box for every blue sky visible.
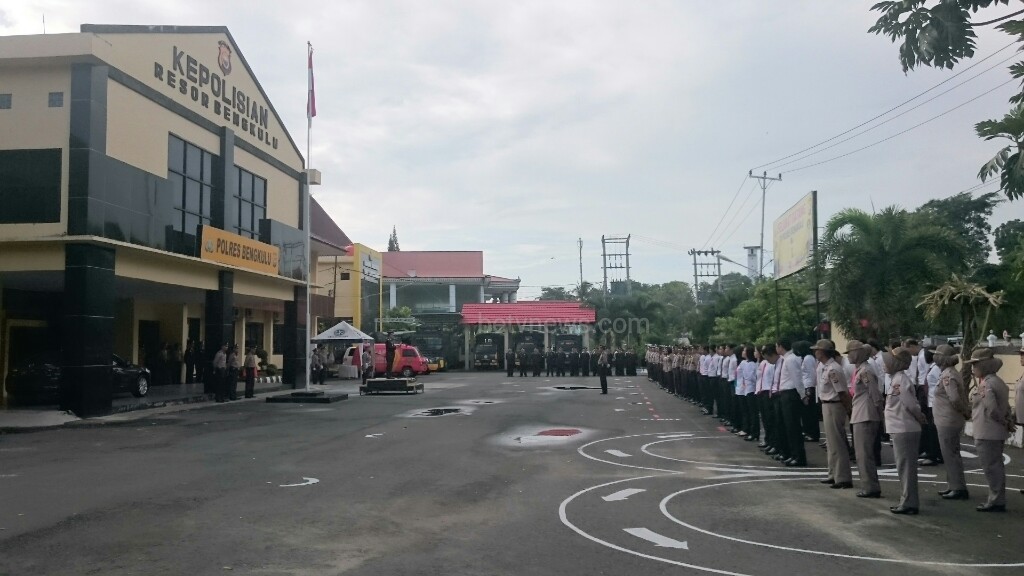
[5,1,1024,298]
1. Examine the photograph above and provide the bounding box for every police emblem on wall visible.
[334,328,348,337]
[217,40,233,75]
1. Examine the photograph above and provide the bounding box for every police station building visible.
[0,25,338,415]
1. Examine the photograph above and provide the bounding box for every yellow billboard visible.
[772,192,816,279]
[199,226,280,275]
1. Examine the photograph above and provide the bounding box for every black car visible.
[4,353,151,405]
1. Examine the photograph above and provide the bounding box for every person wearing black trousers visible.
[505,348,516,377]
[597,345,609,394]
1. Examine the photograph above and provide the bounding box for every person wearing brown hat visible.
[847,340,884,498]
[1016,345,1024,496]
[931,345,970,500]
[883,347,928,514]
[812,339,853,489]
[967,347,1012,512]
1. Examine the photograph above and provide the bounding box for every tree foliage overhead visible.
[869,1,1024,200]
[818,205,966,340]
[993,218,1024,260]
[538,286,574,301]
[916,191,1001,268]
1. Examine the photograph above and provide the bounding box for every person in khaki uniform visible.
[931,345,969,500]
[1017,346,1024,495]
[812,339,853,489]
[847,341,883,498]
[966,347,1012,512]
[883,347,927,515]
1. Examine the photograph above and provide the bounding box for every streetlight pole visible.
[749,170,781,280]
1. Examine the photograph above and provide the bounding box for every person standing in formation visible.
[212,343,228,403]
[569,348,580,377]
[931,345,969,501]
[532,346,544,377]
[966,348,1012,512]
[505,348,515,377]
[847,341,883,498]
[580,348,591,377]
[883,347,927,515]
[775,338,807,467]
[812,339,852,489]
[243,346,257,399]
[1016,345,1024,496]
[518,347,529,378]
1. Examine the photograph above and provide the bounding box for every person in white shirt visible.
[757,346,779,451]
[795,341,821,443]
[739,346,759,441]
[774,337,807,467]
[710,346,725,419]
[918,348,943,466]
[698,347,711,415]
[722,346,739,430]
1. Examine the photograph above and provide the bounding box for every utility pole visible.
[688,249,722,305]
[749,170,781,280]
[601,235,632,298]
[578,237,584,291]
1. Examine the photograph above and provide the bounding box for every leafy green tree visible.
[539,286,574,301]
[713,280,812,344]
[387,226,400,252]
[380,305,415,331]
[993,218,1024,261]
[915,192,1001,269]
[818,206,966,341]
[869,1,1024,200]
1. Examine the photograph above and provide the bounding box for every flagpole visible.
[304,41,313,392]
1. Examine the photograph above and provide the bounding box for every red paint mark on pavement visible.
[717,426,729,432]
[537,429,581,437]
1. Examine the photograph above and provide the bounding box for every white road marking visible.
[279,477,319,487]
[615,409,626,412]
[365,433,385,438]
[605,449,632,458]
[657,434,695,439]
[603,488,646,501]
[625,528,689,549]
[961,450,977,459]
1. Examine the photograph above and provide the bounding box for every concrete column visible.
[389,283,397,309]
[510,292,517,304]
[479,285,485,303]
[61,243,115,416]
[463,325,472,370]
[583,325,591,349]
[449,284,456,313]
[283,284,307,388]
[544,325,550,350]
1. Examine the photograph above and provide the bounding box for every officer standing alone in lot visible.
[598,345,609,394]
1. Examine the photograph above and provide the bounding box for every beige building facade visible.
[0,25,341,415]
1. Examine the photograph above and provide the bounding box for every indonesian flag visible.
[307,44,317,127]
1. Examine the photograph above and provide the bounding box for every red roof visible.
[460,301,596,325]
[383,251,483,278]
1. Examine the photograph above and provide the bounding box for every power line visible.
[750,40,1017,171]
[699,174,749,250]
[708,179,768,249]
[787,77,1016,174]
[768,50,1019,171]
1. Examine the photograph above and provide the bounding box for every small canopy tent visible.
[311,321,375,343]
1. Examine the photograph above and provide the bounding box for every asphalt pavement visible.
[0,371,1022,576]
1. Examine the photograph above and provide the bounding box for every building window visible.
[168,135,214,236]
[234,166,267,240]
[272,324,284,355]
[339,272,351,281]
[48,92,64,108]
[0,149,61,223]
[0,94,11,109]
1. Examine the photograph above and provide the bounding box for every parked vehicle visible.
[513,331,545,366]
[473,332,505,370]
[552,334,583,353]
[5,353,150,405]
[411,330,447,372]
[373,342,430,377]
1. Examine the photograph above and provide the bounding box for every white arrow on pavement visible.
[605,449,632,458]
[602,488,646,501]
[624,528,689,549]
[279,477,319,487]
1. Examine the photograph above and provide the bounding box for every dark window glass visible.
[168,136,184,171]
[202,185,211,217]
[402,349,417,358]
[253,205,264,224]
[272,324,284,354]
[48,92,64,108]
[240,171,253,200]
[169,173,184,209]
[202,153,212,183]
[233,166,267,240]
[185,179,200,211]
[254,178,265,205]
[339,272,351,281]
[184,213,200,236]
[0,149,61,223]
[185,145,201,179]
[0,94,11,109]
[172,212,183,232]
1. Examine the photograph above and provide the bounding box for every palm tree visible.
[818,206,965,341]
[918,275,1004,386]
